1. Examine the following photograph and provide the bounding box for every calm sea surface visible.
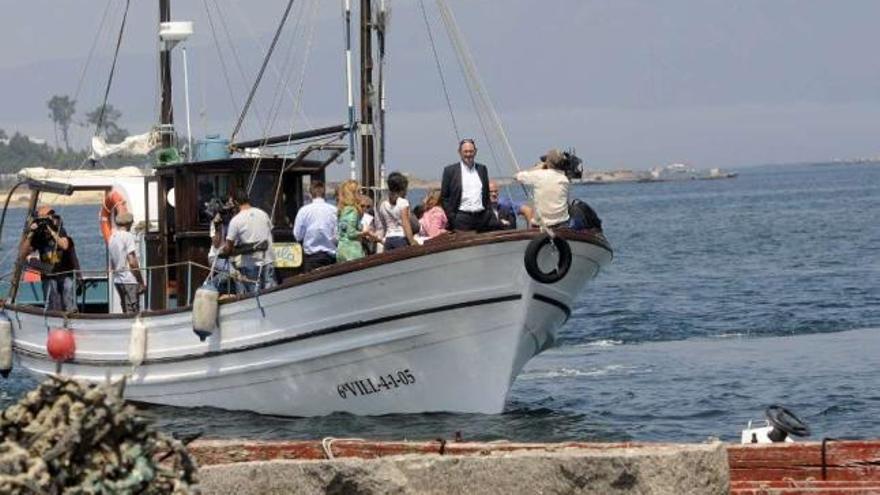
[1,163,878,442]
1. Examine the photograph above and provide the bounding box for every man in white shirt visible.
[108,212,145,313]
[516,149,571,229]
[293,181,338,273]
[440,138,491,232]
[220,188,276,294]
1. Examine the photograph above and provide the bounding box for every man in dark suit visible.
[440,138,491,232]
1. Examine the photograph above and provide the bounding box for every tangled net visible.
[0,376,198,494]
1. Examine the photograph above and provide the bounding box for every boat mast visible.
[377,0,387,193]
[344,0,357,181]
[159,0,174,149]
[359,0,376,194]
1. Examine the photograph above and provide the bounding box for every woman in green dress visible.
[336,179,366,262]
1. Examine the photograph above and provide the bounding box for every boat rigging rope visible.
[202,0,241,119]
[72,0,114,108]
[434,0,554,233]
[93,0,131,139]
[436,0,520,171]
[253,0,309,143]
[228,0,315,131]
[267,1,320,215]
[418,0,460,142]
[212,1,266,140]
[230,0,297,144]
[422,2,510,196]
[249,0,320,197]
[428,0,515,204]
[434,0,520,174]
[253,0,316,153]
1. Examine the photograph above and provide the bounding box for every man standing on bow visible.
[440,138,491,232]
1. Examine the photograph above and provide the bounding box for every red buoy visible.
[47,328,76,362]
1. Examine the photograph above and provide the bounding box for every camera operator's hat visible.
[541,149,565,167]
[115,212,134,226]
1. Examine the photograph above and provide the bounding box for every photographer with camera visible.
[515,149,572,229]
[18,206,80,312]
[207,197,235,293]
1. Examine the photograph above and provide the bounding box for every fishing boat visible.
[0,0,612,416]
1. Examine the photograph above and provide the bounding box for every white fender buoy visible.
[128,316,147,367]
[0,314,12,378]
[192,284,219,342]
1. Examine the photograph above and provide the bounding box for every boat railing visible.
[0,259,252,311]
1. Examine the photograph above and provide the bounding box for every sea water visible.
[1,163,877,442]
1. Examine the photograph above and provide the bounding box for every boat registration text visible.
[337,369,416,399]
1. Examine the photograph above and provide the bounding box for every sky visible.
[2,0,880,180]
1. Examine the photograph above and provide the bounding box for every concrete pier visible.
[194,441,729,494]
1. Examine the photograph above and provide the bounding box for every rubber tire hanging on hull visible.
[524,234,572,284]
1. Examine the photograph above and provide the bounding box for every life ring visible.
[524,234,572,284]
[99,189,129,243]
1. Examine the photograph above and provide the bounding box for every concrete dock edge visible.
[197,442,729,494]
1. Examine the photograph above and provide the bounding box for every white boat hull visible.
[8,234,611,416]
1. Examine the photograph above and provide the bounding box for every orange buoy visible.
[47,328,76,362]
[99,188,129,243]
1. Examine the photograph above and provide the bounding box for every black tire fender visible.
[524,234,572,284]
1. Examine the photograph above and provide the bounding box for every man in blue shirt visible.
[487,181,534,230]
[293,181,338,273]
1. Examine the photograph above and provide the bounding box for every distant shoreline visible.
[2,159,874,209]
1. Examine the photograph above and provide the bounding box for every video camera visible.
[560,150,583,180]
[29,216,57,243]
[204,197,236,224]
[541,149,583,180]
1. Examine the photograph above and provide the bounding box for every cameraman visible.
[515,149,571,229]
[18,206,80,312]
[207,197,235,293]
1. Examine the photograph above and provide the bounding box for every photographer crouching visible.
[18,206,81,312]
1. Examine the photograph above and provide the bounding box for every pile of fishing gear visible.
[0,376,198,494]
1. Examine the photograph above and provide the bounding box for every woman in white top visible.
[377,172,417,251]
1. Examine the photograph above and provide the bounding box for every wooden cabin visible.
[147,143,345,309]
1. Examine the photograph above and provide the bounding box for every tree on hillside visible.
[0,132,55,173]
[47,95,76,151]
[85,104,128,143]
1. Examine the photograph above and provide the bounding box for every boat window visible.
[249,172,277,213]
[196,174,233,225]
